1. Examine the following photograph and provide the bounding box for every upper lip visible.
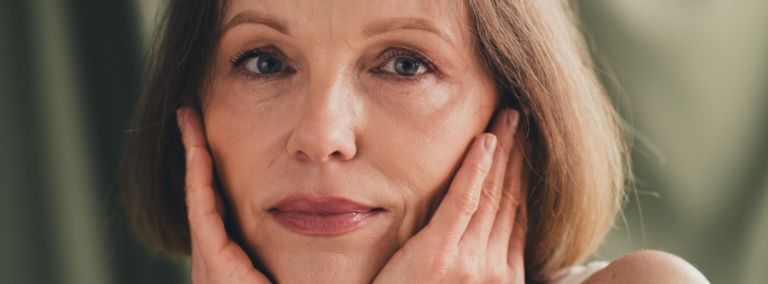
[269,194,384,214]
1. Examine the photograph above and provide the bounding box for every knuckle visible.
[187,213,203,231]
[457,192,480,215]
[495,142,511,157]
[186,208,197,223]
[481,180,501,201]
[500,188,521,207]
[452,256,479,280]
[482,178,500,193]
[475,161,491,177]
[425,245,460,281]
[424,256,450,282]
[483,268,509,284]
[185,184,203,202]
[480,187,502,213]
[456,267,479,283]
[483,275,505,284]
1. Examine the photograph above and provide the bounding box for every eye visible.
[229,47,294,80]
[243,53,284,74]
[381,56,428,77]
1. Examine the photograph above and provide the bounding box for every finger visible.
[460,109,518,249]
[487,113,525,265]
[178,106,229,254]
[423,133,496,246]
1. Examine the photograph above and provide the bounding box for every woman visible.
[122,0,709,283]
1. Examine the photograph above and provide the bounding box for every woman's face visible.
[204,0,498,282]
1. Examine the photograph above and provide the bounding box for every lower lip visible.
[269,210,382,236]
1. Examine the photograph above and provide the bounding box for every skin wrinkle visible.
[204,0,498,282]
[363,18,454,46]
[359,131,420,247]
[223,11,290,35]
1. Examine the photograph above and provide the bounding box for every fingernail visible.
[507,109,520,132]
[484,135,497,151]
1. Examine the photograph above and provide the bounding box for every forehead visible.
[223,0,471,47]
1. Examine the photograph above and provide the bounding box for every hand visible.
[177,106,272,284]
[373,108,527,284]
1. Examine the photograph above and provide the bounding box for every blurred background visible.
[1,0,766,283]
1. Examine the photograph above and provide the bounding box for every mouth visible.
[268,195,386,236]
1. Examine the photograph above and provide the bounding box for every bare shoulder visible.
[584,250,709,284]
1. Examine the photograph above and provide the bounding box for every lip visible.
[268,195,385,236]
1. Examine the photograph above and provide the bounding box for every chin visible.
[266,250,386,283]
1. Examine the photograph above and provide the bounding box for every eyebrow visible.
[223,11,290,35]
[224,12,450,43]
[363,17,451,42]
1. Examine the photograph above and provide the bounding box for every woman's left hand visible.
[373,108,528,284]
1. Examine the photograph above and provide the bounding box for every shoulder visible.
[584,250,709,283]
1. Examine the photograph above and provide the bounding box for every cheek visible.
[364,80,495,217]
[205,79,294,170]
[386,109,479,194]
[203,90,292,222]
[369,78,495,169]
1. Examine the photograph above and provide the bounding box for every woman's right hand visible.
[177,106,272,284]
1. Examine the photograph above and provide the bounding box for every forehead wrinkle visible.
[374,1,470,47]
[223,9,290,35]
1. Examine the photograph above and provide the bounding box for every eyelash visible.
[228,46,295,80]
[228,46,438,83]
[372,48,439,83]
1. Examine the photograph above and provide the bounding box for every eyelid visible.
[229,46,285,67]
[376,47,438,74]
[368,47,442,85]
[229,46,295,80]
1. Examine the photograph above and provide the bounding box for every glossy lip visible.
[268,195,385,236]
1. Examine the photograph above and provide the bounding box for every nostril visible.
[294,151,311,162]
[287,132,356,162]
[330,151,344,159]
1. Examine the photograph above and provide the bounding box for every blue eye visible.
[373,48,438,82]
[243,53,284,74]
[382,57,427,76]
[229,47,294,79]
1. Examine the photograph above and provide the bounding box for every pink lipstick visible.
[268,195,385,236]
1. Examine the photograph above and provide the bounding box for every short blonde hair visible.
[122,0,629,281]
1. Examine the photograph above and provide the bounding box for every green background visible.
[1,0,766,283]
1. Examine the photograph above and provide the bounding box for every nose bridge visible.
[287,63,358,163]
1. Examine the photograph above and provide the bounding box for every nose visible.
[286,74,359,163]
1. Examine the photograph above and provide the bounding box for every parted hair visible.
[121,0,630,281]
